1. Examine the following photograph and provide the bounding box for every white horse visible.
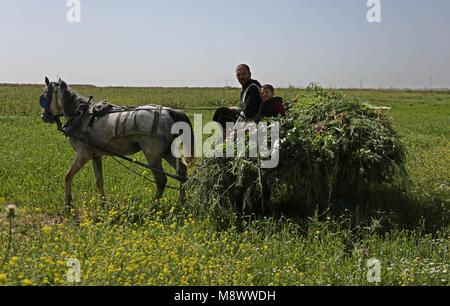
[40,77,194,212]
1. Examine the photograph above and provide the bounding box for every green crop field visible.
[0,85,449,286]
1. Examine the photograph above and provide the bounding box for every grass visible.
[0,85,449,286]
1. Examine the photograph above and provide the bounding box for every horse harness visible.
[58,99,166,142]
[111,105,164,140]
[49,98,186,183]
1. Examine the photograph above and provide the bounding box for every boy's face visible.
[261,88,274,102]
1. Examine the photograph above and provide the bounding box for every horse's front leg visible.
[65,155,89,213]
[92,157,105,200]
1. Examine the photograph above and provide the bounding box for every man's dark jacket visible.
[240,79,262,119]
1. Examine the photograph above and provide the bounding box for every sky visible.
[0,0,449,88]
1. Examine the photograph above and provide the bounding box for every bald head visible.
[236,64,252,86]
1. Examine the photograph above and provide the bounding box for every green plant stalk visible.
[1,218,13,269]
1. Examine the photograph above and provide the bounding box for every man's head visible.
[261,84,275,102]
[236,64,252,86]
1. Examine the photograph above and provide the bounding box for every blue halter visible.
[40,95,50,109]
[40,82,54,110]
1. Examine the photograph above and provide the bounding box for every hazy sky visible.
[1,0,449,88]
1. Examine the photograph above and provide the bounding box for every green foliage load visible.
[187,84,407,224]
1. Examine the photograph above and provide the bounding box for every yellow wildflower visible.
[21,279,33,286]
[0,273,7,285]
[9,256,19,266]
[42,226,53,235]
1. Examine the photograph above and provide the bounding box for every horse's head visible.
[40,77,75,123]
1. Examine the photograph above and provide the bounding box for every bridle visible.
[40,82,63,123]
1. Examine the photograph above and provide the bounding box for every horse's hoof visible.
[152,197,162,207]
[179,196,187,205]
[99,197,108,208]
[64,206,74,216]
[72,213,81,224]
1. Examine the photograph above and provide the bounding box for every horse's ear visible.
[60,80,67,90]
[45,77,50,86]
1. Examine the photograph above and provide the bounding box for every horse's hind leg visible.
[148,158,167,200]
[140,147,167,199]
[92,157,106,201]
[164,153,188,203]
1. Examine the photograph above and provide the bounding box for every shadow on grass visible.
[264,183,450,234]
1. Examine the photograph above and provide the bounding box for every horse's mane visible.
[67,86,90,105]
[61,84,90,116]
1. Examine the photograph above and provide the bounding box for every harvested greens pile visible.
[187,84,406,225]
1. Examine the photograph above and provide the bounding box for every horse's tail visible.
[169,109,196,167]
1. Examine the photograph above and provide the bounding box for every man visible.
[260,84,286,118]
[236,64,263,122]
[213,64,262,131]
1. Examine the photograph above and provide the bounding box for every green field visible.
[0,85,449,286]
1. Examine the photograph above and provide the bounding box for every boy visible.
[260,85,286,118]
